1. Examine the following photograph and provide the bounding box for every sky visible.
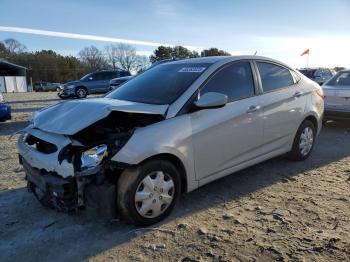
[0,0,350,68]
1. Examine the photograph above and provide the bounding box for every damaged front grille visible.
[25,134,58,154]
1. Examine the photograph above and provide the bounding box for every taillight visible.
[316,88,324,99]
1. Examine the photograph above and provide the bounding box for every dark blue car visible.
[58,69,131,99]
[0,92,11,122]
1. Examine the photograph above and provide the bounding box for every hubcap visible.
[299,127,314,156]
[134,171,174,218]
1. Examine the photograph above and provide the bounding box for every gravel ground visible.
[0,92,349,262]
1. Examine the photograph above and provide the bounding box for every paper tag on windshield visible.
[179,67,206,73]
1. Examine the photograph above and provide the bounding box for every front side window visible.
[200,62,255,102]
[107,63,211,105]
[257,62,294,92]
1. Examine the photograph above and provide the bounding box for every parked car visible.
[322,69,350,120]
[0,92,11,122]
[299,68,335,85]
[109,76,133,90]
[17,56,324,226]
[33,82,62,92]
[58,69,131,99]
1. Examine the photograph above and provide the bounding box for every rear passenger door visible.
[190,61,264,180]
[88,72,113,93]
[327,72,350,112]
[254,61,307,153]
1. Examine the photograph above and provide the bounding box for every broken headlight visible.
[80,144,108,169]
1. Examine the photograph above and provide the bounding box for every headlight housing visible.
[81,144,108,169]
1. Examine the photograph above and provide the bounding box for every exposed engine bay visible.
[18,110,164,217]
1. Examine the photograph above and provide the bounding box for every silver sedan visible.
[323,70,350,120]
[17,56,324,225]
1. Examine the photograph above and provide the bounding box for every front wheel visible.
[75,87,87,98]
[288,120,316,161]
[117,159,181,226]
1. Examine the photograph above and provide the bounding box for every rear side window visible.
[257,62,294,92]
[201,62,255,102]
[120,71,131,77]
[110,72,119,79]
[91,73,104,80]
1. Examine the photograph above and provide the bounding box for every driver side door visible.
[190,61,264,181]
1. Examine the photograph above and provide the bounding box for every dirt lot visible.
[0,92,349,262]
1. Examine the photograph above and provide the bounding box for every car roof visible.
[165,55,294,70]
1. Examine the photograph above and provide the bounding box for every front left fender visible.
[111,115,199,192]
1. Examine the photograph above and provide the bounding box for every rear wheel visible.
[288,120,316,161]
[117,159,181,226]
[75,87,87,98]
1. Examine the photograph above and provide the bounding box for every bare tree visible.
[104,44,119,69]
[78,45,107,71]
[105,44,151,73]
[112,44,138,71]
[4,38,27,53]
[135,55,151,73]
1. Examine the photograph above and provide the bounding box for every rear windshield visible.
[299,69,316,78]
[326,71,350,86]
[106,63,211,105]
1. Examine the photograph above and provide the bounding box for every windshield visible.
[80,73,92,81]
[106,63,211,105]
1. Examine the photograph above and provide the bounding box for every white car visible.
[17,56,324,225]
[323,70,350,120]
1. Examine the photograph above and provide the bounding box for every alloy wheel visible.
[77,88,86,98]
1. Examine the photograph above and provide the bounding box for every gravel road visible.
[0,92,349,262]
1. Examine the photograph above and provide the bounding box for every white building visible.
[0,60,28,92]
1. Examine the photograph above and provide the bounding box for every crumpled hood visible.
[31,98,168,135]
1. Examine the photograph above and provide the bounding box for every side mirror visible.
[194,92,228,109]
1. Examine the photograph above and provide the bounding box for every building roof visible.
[0,59,27,76]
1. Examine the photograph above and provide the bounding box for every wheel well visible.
[304,115,318,131]
[140,154,188,194]
[75,86,88,95]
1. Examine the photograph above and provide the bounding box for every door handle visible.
[293,91,303,98]
[246,105,260,113]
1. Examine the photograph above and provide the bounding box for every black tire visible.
[28,181,53,209]
[75,87,87,98]
[288,120,316,161]
[117,159,181,226]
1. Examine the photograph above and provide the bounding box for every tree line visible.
[0,38,232,84]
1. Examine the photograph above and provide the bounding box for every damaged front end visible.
[18,110,164,217]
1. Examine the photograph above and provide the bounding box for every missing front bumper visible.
[21,156,78,211]
[20,155,117,218]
